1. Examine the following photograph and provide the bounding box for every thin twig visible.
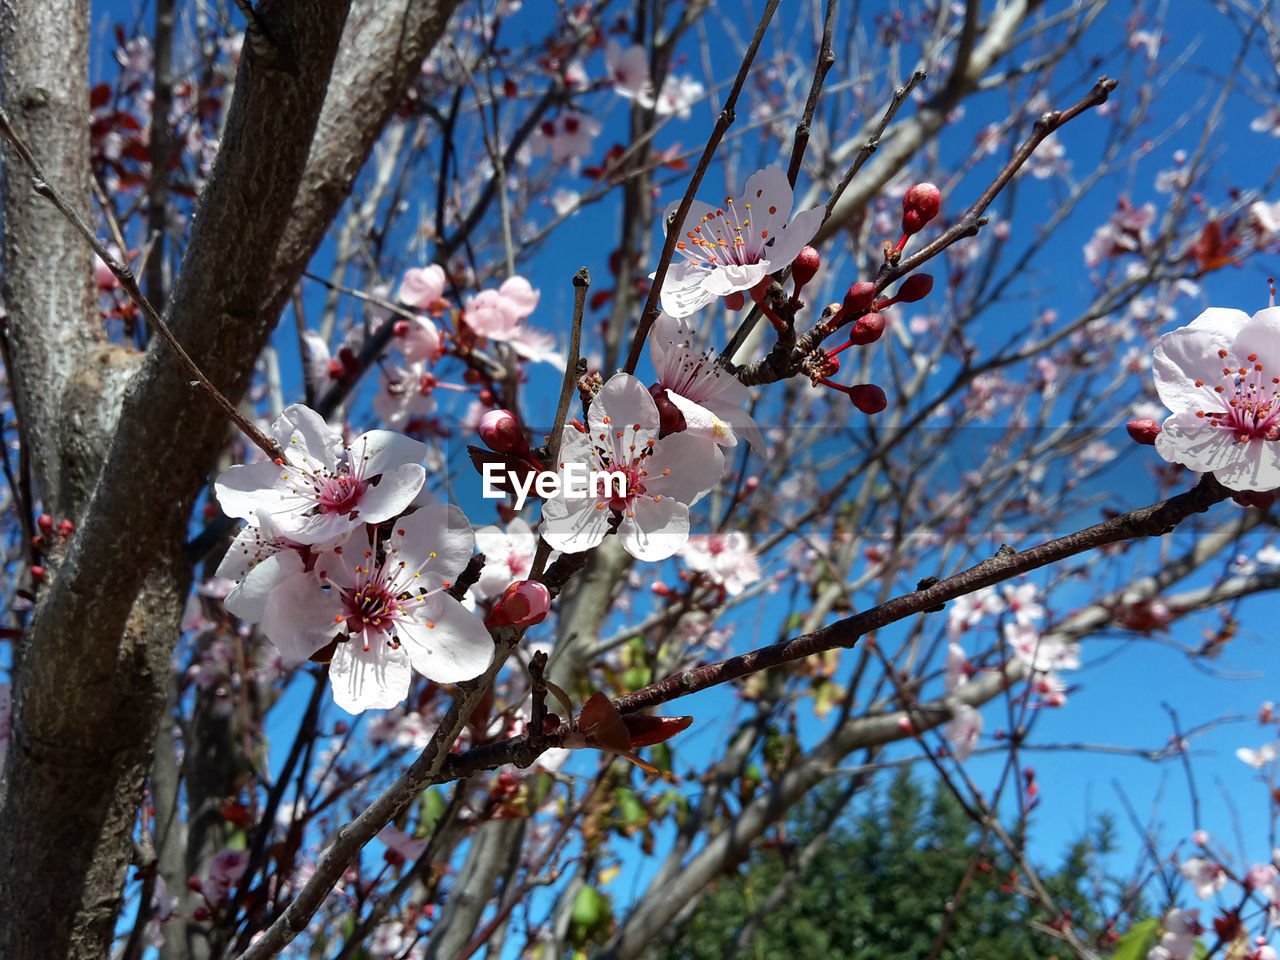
[0,108,283,460]
[621,0,782,374]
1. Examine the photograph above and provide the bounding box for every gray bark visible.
[0,2,354,956]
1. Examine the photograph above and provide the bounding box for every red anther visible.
[848,311,886,345]
[901,182,942,236]
[57,519,74,537]
[478,409,529,455]
[848,384,887,415]
[503,78,518,98]
[878,274,933,308]
[791,246,820,291]
[478,389,495,406]
[37,513,53,536]
[723,291,746,311]
[30,565,45,580]
[651,581,670,597]
[840,281,877,320]
[1126,418,1161,446]
[393,319,411,337]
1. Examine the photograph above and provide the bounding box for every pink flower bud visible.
[849,384,887,415]
[901,182,942,235]
[478,409,528,455]
[1126,418,1161,445]
[791,246,821,291]
[744,475,760,492]
[1192,829,1211,846]
[848,311,886,345]
[486,580,551,628]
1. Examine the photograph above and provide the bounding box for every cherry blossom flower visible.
[204,848,249,903]
[463,276,540,342]
[680,531,761,595]
[945,704,982,762]
[144,875,176,949]
[604,40,651,101]
[1001,582,1045,625]
[1237,742,1278,768]
[507,325,566,369]
[215,404,428,545]
[1005,622,1079,673]
[473,518,537,599]
[1024,132,1067,179]
[529,113,601,168]
[650,74,704,119]
[946,585,1003,638]
[397,314,443,365]
[397,264,446,310]
[262,504,494,713]
[373,361,438,431]
[1251,107,1280,137]
[655,164,824,318]
[377,825,428,864]
[1179,857,1228,899]
[1151,306,1280,490]
[1152,907,1203,960]
[215,511,312,624]
[540,373,724,561]
[649,312,764,450]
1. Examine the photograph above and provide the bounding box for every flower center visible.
[316,473,367,515]
[1196,348,1280,443]
[674,195,773,269]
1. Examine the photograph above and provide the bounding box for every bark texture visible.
[0,3,354,956]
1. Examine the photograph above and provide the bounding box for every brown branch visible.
[621,0,782,375]
[0,108,283,461]
[439,474,1231,779]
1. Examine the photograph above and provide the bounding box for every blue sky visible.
[73,0,1280,951]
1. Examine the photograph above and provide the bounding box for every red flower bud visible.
[187,877,203,893]
[849,384,887,415]
[30,565,45,581]
[57,518,74,538]
[848,311,886,345]
[841,281,877,319]
[1233,489,1278,509]
[901,182,942,235]
[478,409,528,454]
[886,273,933,306]
[37,513,53,536]
[649,384,688,436]
[1126,418,1161,446]
[791,246,820,291]
[485,580,551,628]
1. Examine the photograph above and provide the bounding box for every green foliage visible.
[663,770,1115,960]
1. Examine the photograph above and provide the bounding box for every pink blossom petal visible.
[329,637,414,713]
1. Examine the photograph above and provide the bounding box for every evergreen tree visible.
[664,770,1123,960]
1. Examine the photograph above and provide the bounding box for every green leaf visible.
[1108,918,1160,960]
